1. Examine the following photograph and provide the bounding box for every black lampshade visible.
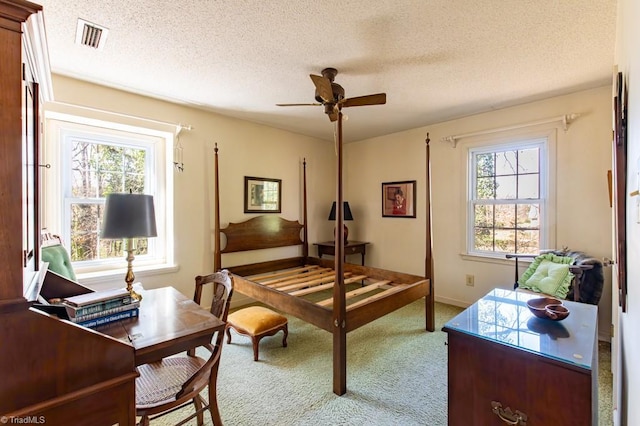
[328,201,354,221]
[101,193,158,239]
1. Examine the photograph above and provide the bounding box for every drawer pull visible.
[491,401,527,425]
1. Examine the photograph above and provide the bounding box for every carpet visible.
[150,300,613,425]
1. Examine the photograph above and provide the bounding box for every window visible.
[468,137,549,257]
[45,113,174,275]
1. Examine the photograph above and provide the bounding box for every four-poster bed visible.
[212,136,435,396]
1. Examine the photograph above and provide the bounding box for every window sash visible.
[467,138,548,257]
[44,113,173,274]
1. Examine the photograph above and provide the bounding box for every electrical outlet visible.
[465,274,475,286]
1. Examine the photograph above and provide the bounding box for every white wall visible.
[346,86,613,338]
[614,0,640,423]
[44,75,336,300]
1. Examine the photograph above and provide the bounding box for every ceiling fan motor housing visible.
[315,83,345,104]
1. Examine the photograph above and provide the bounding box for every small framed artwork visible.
[382,180,416,218]
[244,176,282,213]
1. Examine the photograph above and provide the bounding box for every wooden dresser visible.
[443,288,598,425]
[0,1,137,423]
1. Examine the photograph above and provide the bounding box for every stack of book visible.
[61,288,140,328]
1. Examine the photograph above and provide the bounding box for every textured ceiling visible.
[33,0,617,142]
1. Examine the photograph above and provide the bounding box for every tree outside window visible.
[470,139,546,256]
[69,139,149,262]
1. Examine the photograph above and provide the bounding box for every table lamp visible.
[328,201,353,244]
[101,192,157,301]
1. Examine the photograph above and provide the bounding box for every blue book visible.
[77,307,139,328]
[70,301,139,323]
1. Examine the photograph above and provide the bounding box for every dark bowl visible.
[545,304,570,321]
[526,297,563,319]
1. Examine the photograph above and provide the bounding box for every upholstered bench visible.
[225,306,288,361]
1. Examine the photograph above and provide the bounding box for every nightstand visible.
[313,241,369,266]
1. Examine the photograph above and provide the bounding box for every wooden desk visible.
[100,286,226,366]
[314,240,369,265]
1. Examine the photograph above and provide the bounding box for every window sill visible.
[76,263,180,288]
[459,253,532,267]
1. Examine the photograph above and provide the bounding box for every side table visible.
[313,240,369,266]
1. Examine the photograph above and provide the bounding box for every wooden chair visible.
[135,270,233,426]
[226,306,288,361]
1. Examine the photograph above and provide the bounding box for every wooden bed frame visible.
[213,137,435,396]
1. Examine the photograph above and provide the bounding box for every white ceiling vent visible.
[75,18,109,50]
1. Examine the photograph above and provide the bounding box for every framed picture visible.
[244,176,281,213]
[382,181,416,218]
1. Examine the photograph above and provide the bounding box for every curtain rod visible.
[441,113,580,148]
[51,100,193,136]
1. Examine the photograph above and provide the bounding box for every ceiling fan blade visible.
[310,74,334,103]
[276,103,322,107]
[342,93,387,108]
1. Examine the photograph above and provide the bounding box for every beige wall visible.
[45,76,614,327]
[45,75,336,300]
[346,86,613,338]
[615,0,639,423]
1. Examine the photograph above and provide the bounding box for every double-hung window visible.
[45,114,173,275]
[468,136,552,257]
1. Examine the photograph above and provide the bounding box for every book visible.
[76,307,139,328]
[69,301,140,323]
[63,287,130,307]
[63,295,134,318]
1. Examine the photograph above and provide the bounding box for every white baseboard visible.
[434,295,470,309]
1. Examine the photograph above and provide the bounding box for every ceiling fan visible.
[276,67,386,122]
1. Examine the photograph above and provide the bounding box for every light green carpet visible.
[151,300,613,425]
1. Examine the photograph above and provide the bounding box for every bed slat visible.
[316,280,392,307]
[263,268,334,287]
[346,285,408,311]
[277,272,355,292]
[246,265,321,282]
[289,275,369,297]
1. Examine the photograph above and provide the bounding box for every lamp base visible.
[125,247,142,301]
[333,224,349,245]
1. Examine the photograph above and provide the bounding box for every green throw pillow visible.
[517,253,574,299]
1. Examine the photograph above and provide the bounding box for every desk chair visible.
[135,270,233,426]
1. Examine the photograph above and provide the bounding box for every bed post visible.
[425,134,435,332]
[333,111,347,396]
[302,158,308,260]
[214,143,222,272]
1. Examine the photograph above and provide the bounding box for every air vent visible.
[75,18,109,50]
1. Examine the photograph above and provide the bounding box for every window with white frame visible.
[468,137,550,257]
[45,114,173,274]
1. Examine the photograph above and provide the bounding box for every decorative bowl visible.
[545,304,570,321]
[526,297,565,320]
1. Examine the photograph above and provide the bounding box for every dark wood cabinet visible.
[0,2,136,423]
[443,289,598,425]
